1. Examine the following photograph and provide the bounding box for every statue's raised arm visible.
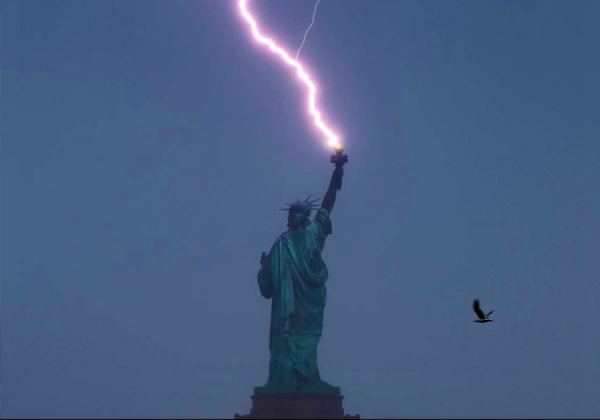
[321,147,347,215]
[321,166,343,214]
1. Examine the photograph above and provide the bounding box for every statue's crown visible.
[280,195,321,216]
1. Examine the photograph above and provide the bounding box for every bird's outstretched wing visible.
[486,310,494,317]
[473,299,485,319]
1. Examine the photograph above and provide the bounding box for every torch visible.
[330,145,347,191]
[330,145,348,168]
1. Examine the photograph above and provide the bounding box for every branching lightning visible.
[296,0,320,60]
[237,0,341,149]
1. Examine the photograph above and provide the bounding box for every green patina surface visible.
[254,158,346,396]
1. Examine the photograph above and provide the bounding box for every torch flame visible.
[237,0,342,149]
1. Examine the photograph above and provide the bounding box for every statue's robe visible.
[257,208,333,392]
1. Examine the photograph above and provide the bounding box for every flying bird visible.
[473,299,494,323]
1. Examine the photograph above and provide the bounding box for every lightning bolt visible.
[296,0,320,60]
[237,0,341,149]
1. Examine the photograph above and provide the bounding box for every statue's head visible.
[281,195,321,230]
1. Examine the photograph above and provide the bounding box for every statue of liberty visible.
[255,150,347,396]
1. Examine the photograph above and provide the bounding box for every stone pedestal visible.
[234,393,359,419]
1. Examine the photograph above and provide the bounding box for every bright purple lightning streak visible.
[237,0,341,149]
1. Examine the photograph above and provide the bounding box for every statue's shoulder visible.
[311,208,332,236]
[277,231,292,242]
[269,232,294,255]
[316,207,330,216]
[314,207,331,222]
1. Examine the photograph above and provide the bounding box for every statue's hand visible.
[260,251,267,267]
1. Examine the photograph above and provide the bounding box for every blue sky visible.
[2,0,599,418]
